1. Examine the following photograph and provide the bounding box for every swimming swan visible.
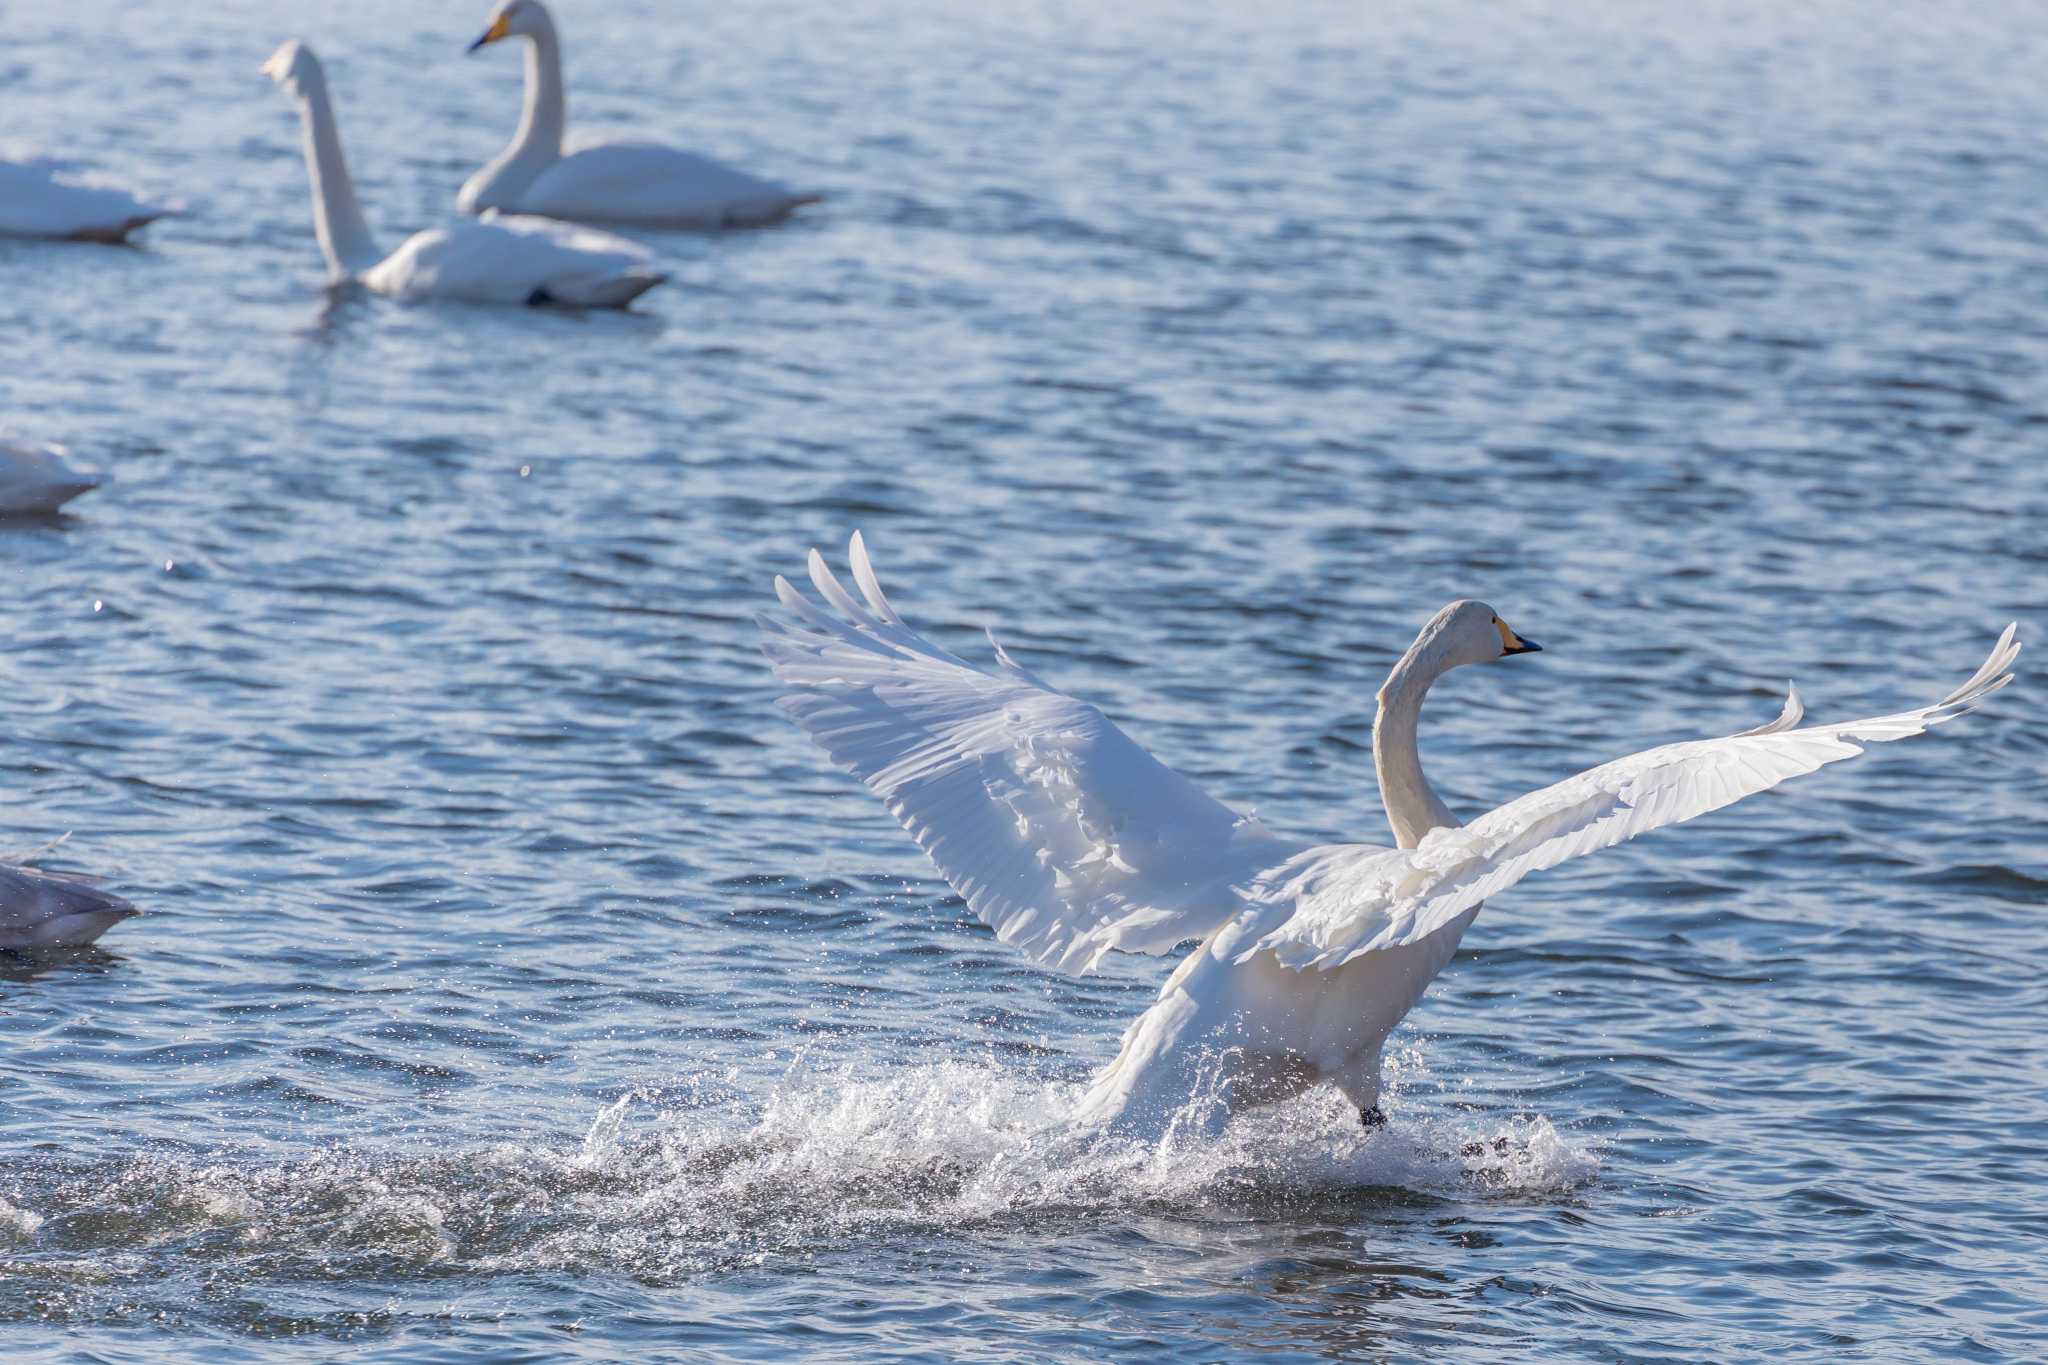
[0,439,104,515]
[0,838,139,950]
[762,534,2020,1141]
[0,158,172,243]
[264,41,667,308]
[460,0,818,228]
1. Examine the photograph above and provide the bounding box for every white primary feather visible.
[762,532,1300,974]
[1249,623,2019,971]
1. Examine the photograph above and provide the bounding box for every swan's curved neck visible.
[518,15,568,160]
[287,76,381,278]
[1373,647,1460,850]
[476,13,568,207]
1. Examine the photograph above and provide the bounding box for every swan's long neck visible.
[517,15,568,162]
[1373,647,1460,850]
[288,75,381,278]
[472,13,568,208]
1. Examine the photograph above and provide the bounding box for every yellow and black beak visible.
[467,14,512,52]
[1495,617,1542,656]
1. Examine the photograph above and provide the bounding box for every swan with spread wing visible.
[762,534,2019,1140]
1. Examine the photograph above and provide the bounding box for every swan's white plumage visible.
[357,210,666,307]
[762,534,1300,975]
[1251,625,2017,970]
[765,535,2019,1138]
[0,159,171,243]
[495,140,814,230]
[0,439,104,514]
[0,840,139,950]
[460,0,816,228]
[265,40,667,308]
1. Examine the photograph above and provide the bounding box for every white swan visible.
[264,41,668,308]
[460,0,818,228]
[763,535,2021,1141]
[0,838,139,950]
[0,158,172,243]
[0,439,104,515]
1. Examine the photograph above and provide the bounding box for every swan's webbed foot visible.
[1361,1105,1387,1130]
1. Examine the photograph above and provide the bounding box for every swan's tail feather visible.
[64,211,168,245]
[590,269,668,308]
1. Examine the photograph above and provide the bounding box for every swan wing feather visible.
[763,534,1301,975]
[0,860,139,949]
[367,216,660,305]
[524,142,805,226]
[1252,625,2020,970]
[0,160,169,240]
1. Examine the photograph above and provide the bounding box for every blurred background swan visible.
[264,40,668,308]
[460,0,819,228]
[0,157,172,243]
[765,535,2020,1141]
[0,838,139,951]
[0,438,105,515]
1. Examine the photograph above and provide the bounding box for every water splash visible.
[3,1059,1598,1293]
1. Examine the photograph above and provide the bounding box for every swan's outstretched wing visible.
[1253,625,2021,970]
[762,534,1300,975]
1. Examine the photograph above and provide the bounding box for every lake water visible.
[3,0,2045,1359]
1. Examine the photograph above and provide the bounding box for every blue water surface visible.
[2,0,2044,1359]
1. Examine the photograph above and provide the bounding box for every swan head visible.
[467,0,550,52]
[261,40,324,98]
[1411,600,1542,675]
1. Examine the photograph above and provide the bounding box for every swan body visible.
[0,159,171,243]
[461,0,818,228]
[264,41,667,308]
[0,841,139,950]
[0,439,104,514]
[764,534,2020,1141]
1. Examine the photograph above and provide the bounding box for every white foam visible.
[2,1059,1597,1283]
[0,1195,45,1242]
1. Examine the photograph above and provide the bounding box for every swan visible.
[0,838,139,950]
[0,439,104,515]
[263,41,668,308]
[460,0,819,228]
[762,534,2021,1141]
[0,158,172,243]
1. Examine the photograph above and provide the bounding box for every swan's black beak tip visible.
[465,33,489,53]
[1494,616,1541,656]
